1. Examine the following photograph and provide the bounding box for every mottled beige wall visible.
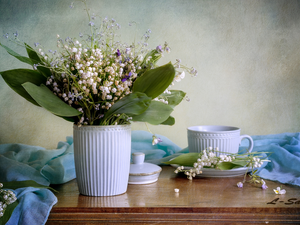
[1,0,300,149]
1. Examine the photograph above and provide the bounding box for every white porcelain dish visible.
[170,164,250,178]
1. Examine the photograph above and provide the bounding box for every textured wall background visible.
[1,0,300,149]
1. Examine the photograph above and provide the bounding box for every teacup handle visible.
[240,135,253,153]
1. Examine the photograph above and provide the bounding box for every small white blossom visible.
[273,187,286,195]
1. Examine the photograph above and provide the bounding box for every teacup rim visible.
[187,125,240,133]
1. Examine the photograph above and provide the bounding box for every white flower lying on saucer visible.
[273,187,286,195]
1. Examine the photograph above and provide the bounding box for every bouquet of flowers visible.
[0,1,197,128]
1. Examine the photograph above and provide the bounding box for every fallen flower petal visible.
[273,187,286,195]
[261,183,268,190]
[237,182,243,188]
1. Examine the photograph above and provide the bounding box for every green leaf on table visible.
[132,62,175,99]
[0,42,34,66]
[164,153,200,167]
[104,92,151,121]
[131,101,173,125]
[0,200,19,225]
[160,90,186,108]
[2,180,58,193]
[0,69,47,106]
[22,82,82,117]
[217,161,248,170]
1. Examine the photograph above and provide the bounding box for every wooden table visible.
[47,166,300,224]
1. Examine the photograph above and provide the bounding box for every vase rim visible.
[73,124,131,128]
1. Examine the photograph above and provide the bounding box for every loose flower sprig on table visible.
[164,147,270,188]
[0,0,197,130]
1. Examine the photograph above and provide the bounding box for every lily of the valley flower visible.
[174,71,185,82]
[152,135,162,145]
[273,187,286,195]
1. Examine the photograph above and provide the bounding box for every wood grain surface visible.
[47,166,300,224]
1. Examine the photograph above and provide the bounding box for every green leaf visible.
[0,200,18,225]
[164,153,200,167]
[22,82,82,117]
[57,115,76,123]
[2,180,58,193]
[132,62,175,99]
[160,116,175,125]
[25,43,40,63]
[25,43,52,77]
[0,42,34,65]
[160,90,186,108]
[104,92,151,121]
[131,101,173,125]
[142,49,162,65]
[0,69,47,106]
[37,66,52,78]
[217,161,248,170]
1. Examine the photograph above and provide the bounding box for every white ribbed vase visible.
[73,124,131,196]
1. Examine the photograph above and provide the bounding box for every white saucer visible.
[170,164,250,178]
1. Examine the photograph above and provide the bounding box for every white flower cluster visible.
[249,157,264,168]
[175,147,265,180]
[0,183,17,218]
[34,16,194,125]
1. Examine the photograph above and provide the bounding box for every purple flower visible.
[121,72,132,82]
[262,183,268,190]
[116,49,121,57]
[156,45,162,52]
[237,182,243,188]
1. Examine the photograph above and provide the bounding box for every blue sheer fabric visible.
[1,131,300,224]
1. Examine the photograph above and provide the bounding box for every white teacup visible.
[187,125,253,155]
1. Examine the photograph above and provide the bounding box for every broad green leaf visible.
[25,43,40,63]
[164,153,200,167]
[0,69,47,106]
[132,62,175,99]
[217,161,248,170]
[2,180,58,193]
[25,43,52,77]
[160,116,175,125]
[57,115,76,123]
[22,82,82,117]
[131,101,173,125]
[160,90,186,108]
[0,200,18,225]
[0,42,34,65]
[37,66,52,78]
[104,92,151,121]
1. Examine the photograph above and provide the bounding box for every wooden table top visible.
[47,166,300,224]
